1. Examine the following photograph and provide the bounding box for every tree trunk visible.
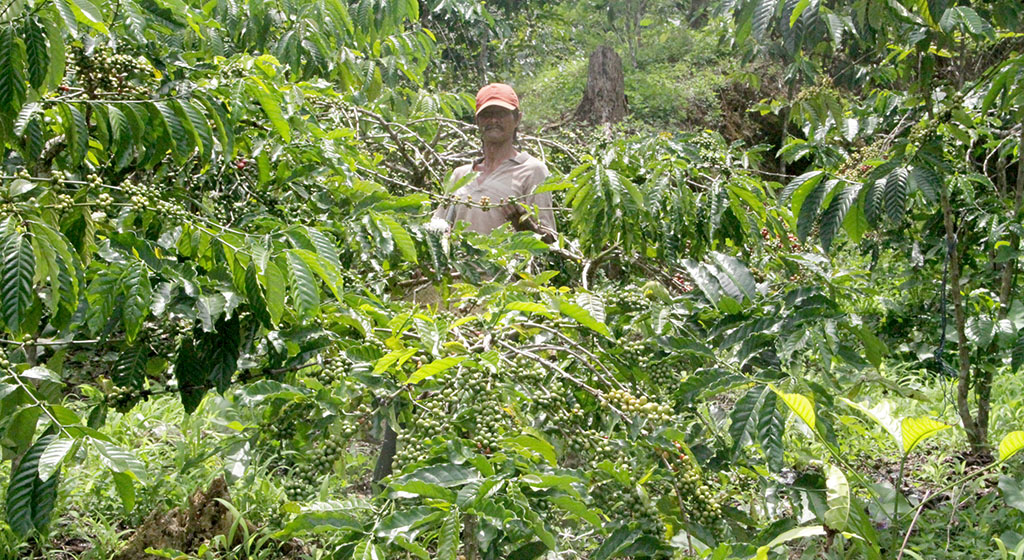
[574,46,628,125]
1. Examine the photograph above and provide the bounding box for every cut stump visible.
[574,46,628,125]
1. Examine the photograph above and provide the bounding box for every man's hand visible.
[511,209,557,243]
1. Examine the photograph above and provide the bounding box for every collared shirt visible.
[433,152,555,235]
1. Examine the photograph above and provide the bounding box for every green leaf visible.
[1,231,36,335]
[112,342,150,390]
[291,248,342,301]
[999,431,1024,462]
[14,103,40,137]
[30,219,79,320]
[69,0,108,33]
[549,495,602,526]
[437,510,459,560]
[198,315,240,393]
[374,507,442,539]
[177,99,213,162]
[755,525,826,560]
[120,261,151,343]
[819,182,859,252]
[796,178,828,242]
[756,391,784,471]
[353,540,385,560]
[860,171,881,222]
[391,463,480,488]
[21,18,48,90]
[91,438,150,483]
[20,366,59,383]
[111,471,136,512]
[900,417,950,454]
[504,301,554,318]
[711,253,757,301]
[248,78,291,142]
[374,213,417,264]
[0,26,26,111]
[908,166,941,202]
[60,103,88,166]
[772,387,816,432]
[849,325,887,368]
[286,251,319,318]
[999,476,1024,513]
[196,93,233,158]
[839,398,902,446]
[274,507,364,538]
[789,0,810,26]
[233,380,307,407]
[153,101,191,162]
[53,0,78,34]
[405,356,466,385]
[729,385,770,458]
[751,0,775,40]
[504,434,556,465]
[175,337,207,414]
[883,167,908,223]
[780,170,824,203]
[824,464,850,531]
[37,438,76,482]
[304,226,341,271]
[197,293,225,333]
[6,434,59,537]
[388,480,456,501]
[553,298,611,337]
[263,261,286,325]
[591,525,644,560]
[373,347,417,375]
[245,261,273,328]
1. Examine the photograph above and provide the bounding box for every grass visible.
[516,18,738,131]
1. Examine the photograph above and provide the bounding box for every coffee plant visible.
[0,0,1023,558]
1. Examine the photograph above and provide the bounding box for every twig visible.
[896,490,932,560]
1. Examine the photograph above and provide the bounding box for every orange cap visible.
[475,83,519,115]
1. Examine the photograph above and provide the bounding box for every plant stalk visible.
[940,179,981,450]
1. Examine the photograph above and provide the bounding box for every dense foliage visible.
[1,0,1024,559]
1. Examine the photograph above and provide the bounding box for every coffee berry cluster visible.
[106,385,144,413]
[394,397,447,470]
[646,360,679,390]
[602,389,673,422]
[609,284,646,311]
[282,430,347,501]
[311,357,350,387]
[50,192,75,211]
[69,46,152,97]
[566,429,617,463]
[619,338,652,369]
[122,180,187,220]
[664,443,722,527]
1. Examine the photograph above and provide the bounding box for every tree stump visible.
[573,46,628,125]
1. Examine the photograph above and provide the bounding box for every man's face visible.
[475,106,520,144]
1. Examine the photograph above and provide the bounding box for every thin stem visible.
[893,453,908,544]
[896,490,931,560]
[898,461,1001,523]
[7,369,74,439]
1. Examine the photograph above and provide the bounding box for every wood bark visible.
[574,46,628,125]
[941,181,982,452]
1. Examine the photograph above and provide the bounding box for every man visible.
[374,86,557,491]
[432,83,556,241]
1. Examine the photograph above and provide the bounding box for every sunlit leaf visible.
[900,417,951,454]
[824,464,850,531]
[772,387,816,432]
[999,431,1024,462]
